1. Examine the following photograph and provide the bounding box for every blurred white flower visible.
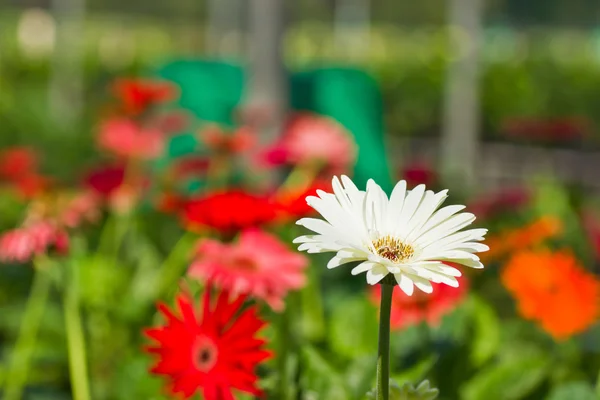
[17,8,56,59]
[294,176,488,295]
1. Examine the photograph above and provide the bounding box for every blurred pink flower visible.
[262,114,357,174]
[97,118,165,159]
[0,221,68,264]
[59,191,101,229]
[148,111,189,134]
[188,229,308,311]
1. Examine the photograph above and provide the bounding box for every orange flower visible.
[501,250,599,341]
[481,216,562,263]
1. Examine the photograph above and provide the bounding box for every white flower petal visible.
[293,176,487,290]
[394,273,415,296]
[386,180,407,232]
[408,274,434,293]
[351,261,377,275]
[327,256,361,269]
[366,265,389,284]
[395,184,426,234]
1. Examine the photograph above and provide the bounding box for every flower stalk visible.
[376,282,394,400]
[64,258,92,400]
[4,259,52,400]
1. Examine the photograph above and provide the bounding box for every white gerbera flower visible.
[293,176,488,295]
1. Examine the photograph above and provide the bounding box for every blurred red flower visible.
[112,78,177,116]
[199,125,255,154]
[156,192,186,214]
[370,276,468,330]
[502,250,599,341]
[182,190,277,234]
[144,285,272,399]
[169,156,211,181]
[97,118,165,160]
[84,163,146,215]
[84,163,126,197]
[400,159,436,189]
[0,147,50,198]
[581,209,600,261]
[272,179,332,221]
[0,221,68,263]
[189,229,308,311]
[0,147,38,180]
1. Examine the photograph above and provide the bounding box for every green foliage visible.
[547,381,598,400]
[366,380,439,400]
[468,295,501,367]
[328,295,378,358]
[461,345,549,400]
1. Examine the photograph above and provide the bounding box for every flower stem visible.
[376,283,394,400]
[4,262,52,400]
[277,302,291,400]
[64,259,92,400]
[156,231,196,299]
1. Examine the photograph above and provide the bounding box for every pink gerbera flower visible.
[189,229,308,311]
[97,118,165,160]
[58,191,101,229]
[0,221,68,263]
[262,113,357,174]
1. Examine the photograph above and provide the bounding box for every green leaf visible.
[392,355,437,386]
[328,296,378,358]
[547,382,597,400]
[468,295,501,366]
[460,347,548,400]
[300,264,326,341]
[78,256,130,309]
[345,355,378,398]
[366,379,439,400]
[300,346,350,400]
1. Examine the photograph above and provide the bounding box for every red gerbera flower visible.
[272,179,332,221]
[182,190,277,234]
[84,163,126,198]
[370,276,468,330]
[0,147,38,180]
[112,78,177,116]
[144,286,272,400]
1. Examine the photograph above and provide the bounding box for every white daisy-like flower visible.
[293,176,488,295]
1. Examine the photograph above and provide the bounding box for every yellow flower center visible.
[372,236,414,263]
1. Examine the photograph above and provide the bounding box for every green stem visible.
[4,263,52,400]
[64,259,92,400]
[376,284,394,400]
[155,232,196,299]
[277,305,291,400]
